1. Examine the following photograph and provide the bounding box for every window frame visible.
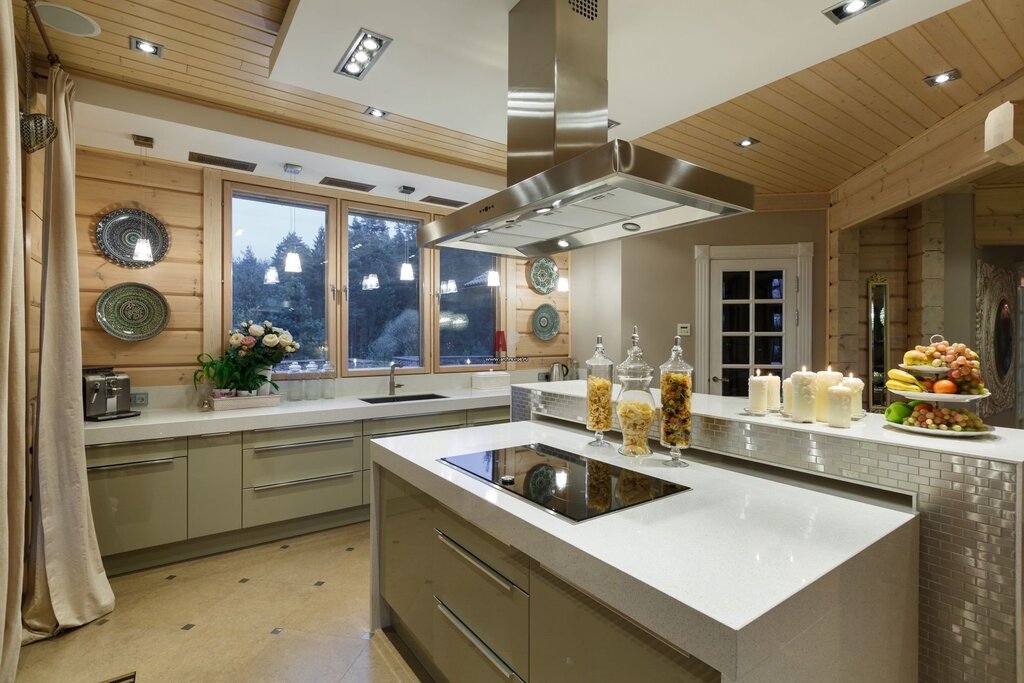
[340,201,433,378]
[430,247,507,373]
[222,181,340,375]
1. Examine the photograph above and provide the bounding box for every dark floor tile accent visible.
[270,628,283,635]
[345,547,354,552]
[165,575,176,581]
[99,673,136,683]
[181,624,195,631]
[238,578,249,583]
[314,581,325,586]
[280,545,289,549]
[94,618,109,626]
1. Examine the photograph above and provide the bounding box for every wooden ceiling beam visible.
[828,69,1024,232]
[984,100,1024,165]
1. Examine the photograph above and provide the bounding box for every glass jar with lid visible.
[659,335,693,466]
[585,335,614,448]
[303,360,320,400]
[320,361,336,399]
[285,361,303,401]
[616,326,656,457]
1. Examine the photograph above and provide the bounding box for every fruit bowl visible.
[897,364,950,376]
[889,422,994,438]
[887,388,990,403]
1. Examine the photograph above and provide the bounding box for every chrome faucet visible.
[389,362,404,396]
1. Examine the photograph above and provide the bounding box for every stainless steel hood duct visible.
[418,0,755,257]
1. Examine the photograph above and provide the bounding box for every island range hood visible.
[418,0,755,258]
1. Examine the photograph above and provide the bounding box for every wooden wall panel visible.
[76,149,205,385]
[510,253,571,372]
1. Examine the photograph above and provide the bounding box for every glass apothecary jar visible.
[616,326,655,457]
[659,335,693,466]
[585,335,613,448]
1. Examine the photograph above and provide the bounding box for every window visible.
[226,186,334,365]
[435,249,503,369]
[344,207,428,373]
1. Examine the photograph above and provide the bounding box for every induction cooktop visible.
[440,443,690,522]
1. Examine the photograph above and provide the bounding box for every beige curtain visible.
[21,65,113,643]
[0,2,27,678]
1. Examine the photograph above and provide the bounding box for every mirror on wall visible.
[995,299,1013,378]
[867,274,889,412]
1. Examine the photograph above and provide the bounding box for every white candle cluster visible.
[747,366,863,429]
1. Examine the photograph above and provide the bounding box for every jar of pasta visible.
[615,326,655,457]
[585,335,614,448]
[659,335,692,466]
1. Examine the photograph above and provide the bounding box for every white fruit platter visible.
[889,422,995,438]
[887,388,990,403]
[898,364,953,376]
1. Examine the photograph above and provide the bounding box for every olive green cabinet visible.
[187,432,242,538]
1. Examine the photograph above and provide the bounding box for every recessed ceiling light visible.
[622,222,641,232]
[335,28,392,81]
[924,69,960,87]
[608,119,621,129]
[534,207,553,214]
[35,3,101,37]
[557,239,570,248]
[363,106,388,119]
[129,36,163,57]
[735,137,760,148]
[474,228,490,235]
[821,0,890,24]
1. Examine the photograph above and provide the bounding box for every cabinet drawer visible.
[242,420,360,450]
[432,597,525,683]
[86,437,186,467]
[435,504,530,592]
[242,470,363,528]
[467,406,510,425]
[243,436,362,488]
[434,528,529,679]
[363,411,465,437]
[187,432,242,539]
[87,455,188,556]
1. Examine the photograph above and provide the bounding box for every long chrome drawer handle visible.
[252,471,356,492]
[435,529,513,592]
[87,456,179,471]
[88,436,177,448]
[251,421,355,433]
[252,437,356,453]
[434,598,515,680]
[197,432,233,438]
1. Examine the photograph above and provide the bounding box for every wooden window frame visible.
[430,247,507,373]
[340,201,433,378]
[222,181,340,377]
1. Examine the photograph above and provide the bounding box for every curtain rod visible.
[26,0,60,65]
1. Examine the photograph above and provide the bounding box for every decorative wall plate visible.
[531,303,560,341]
[96,283,170,341]
[528,257,559,294]
[95,208,169,268]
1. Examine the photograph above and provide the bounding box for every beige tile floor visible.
[16,522,430,683]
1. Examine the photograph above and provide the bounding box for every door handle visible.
[711,376,730,383]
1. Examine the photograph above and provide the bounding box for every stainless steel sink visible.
[359,393,448,404]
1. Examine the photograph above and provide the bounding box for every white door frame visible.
[694,243,813,392]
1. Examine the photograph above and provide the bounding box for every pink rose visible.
[241,336,256,349]
[238,349,247,358]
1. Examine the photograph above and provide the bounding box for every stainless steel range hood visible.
[418,0,755,257]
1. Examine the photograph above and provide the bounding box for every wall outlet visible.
[130,392,149,407]
[538,372,551,382]
[676,323,691,336]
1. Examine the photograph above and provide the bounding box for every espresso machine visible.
[82,367,140,421]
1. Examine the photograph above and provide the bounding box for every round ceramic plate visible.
[898,364,950,376]
[887,388,990,403]
[528,257,559,294]
[888,422,994,438]
[526,464,556,505]
[531,303,560,340]
[96,282,170,341]
[95,208,169,268]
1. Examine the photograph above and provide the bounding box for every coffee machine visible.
[83,367,140,421]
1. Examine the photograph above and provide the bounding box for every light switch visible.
[676,323,691,336]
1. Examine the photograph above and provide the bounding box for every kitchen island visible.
[369,421,918,682]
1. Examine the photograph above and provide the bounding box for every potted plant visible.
[193,320,300,398]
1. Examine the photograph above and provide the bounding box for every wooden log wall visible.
[508,252,571,373]
[76,148,204,386]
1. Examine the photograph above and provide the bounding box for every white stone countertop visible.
[371,421,917,679]
[83,388,510,446]
[517,380,1024,464]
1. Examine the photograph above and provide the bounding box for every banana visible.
[887,369,920,384]
[886,379,922,393]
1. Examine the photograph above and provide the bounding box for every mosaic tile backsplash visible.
[512,385,1021,683]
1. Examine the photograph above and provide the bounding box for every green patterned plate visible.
[531,303,560,341]
[96,282,170,341]
[528,256,559,294]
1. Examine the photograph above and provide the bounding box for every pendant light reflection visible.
[263,266,280,285]
[399,262,414,281]
[486,270,500,287]
[284,252,302,273]
[132,238,154,262]
[439,279,458,295]
[557,276,569,292]
[362,273,380,290]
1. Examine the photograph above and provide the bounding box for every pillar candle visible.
[841,375,865,418]
[791,371,817,423]
[782,378,793,414]
[765,374,781,411]
[748,375,769,414]
[815,367,844,422]
[827,385,854,428]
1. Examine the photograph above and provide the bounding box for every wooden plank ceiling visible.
[13,0,1024,195]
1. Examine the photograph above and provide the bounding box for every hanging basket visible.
[20,112,56,153]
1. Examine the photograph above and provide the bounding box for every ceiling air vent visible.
[420,195,467,209]
[319,177,376,192]
[187,152,256,172]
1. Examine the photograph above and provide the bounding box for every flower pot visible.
[236,389,257,397]
[257,367,274,395]
[211,388,236,399]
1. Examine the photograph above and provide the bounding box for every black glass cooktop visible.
[440,443,690,522]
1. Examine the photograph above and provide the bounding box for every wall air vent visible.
[131,134,154,148]
[187,152,256,172]
[420,195,468,209]
[319,177,376,192]
[570,0,598,20]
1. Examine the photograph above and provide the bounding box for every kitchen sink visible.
[359,393,448,404]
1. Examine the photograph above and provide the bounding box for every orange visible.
[932,379,957,394]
